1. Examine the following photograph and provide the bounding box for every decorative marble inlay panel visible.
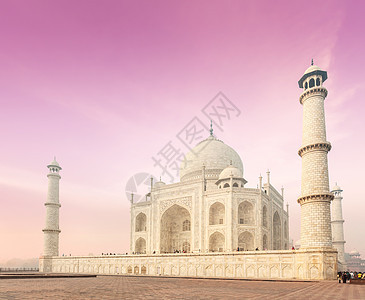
[159,197,192,214]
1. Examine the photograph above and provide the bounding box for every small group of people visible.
[173,249,188,253]
[236,247,260,251]
[338,271,365,283]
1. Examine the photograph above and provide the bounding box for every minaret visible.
[297,61,334,249]
[331,184,347,270]
[42,158,62,256]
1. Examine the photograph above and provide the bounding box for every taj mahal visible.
[39,62,347,280]
[131,132,289,255]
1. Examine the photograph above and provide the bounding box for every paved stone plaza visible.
[1,276,364,299]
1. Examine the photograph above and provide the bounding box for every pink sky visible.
[1,0,365,262]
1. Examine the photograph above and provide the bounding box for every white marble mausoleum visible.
[131,133,289,255]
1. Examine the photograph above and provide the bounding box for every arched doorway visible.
[160,204,191,253]
[238,231,254,251]
[182,242,190,253]
[209,232,225,252]
[273,212,281,250]
[135,237,146,254]
[263,234,268,250]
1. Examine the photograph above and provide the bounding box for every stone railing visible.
[0,267,39,272]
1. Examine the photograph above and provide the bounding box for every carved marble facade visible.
[130,136,289,255]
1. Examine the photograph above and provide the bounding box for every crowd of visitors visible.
[337,271,365,283]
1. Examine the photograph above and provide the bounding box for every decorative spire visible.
[209,120,213,136]
[311,58,314,66]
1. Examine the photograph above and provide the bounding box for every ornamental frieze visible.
[298,142,331,157]
[237,199,256,206]
[157,188,196,200]
[299,87,328,104]
[297,193,334,205]
[208,228,225,236]
[159,197,192,214]
[208,198,225,206]
[237,228,256,235]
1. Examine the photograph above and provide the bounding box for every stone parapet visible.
[298,142,331,157]
[39,249,337,280]
[299,87,328,105]
[297,193,334,205]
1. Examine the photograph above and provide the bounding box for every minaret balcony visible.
[299,87,328,104]
[297,193,334,205]
[44,202,61,207]
[42,228,61,233]
[298,142,331,157]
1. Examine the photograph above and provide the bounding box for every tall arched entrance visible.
[273,211,281,250]
[263,234,268,250]
[238,231,254,251]
[160,204,191,253]
[135,237,146,254]
[209,232,225,252]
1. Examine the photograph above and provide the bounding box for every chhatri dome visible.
[47,157,62,170]
[179,135,243,182]
[298,59,328,88]
[218,164,242,180]
[332,183,342,192]
[303,64,322,74]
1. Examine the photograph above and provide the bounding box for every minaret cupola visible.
[298,59,328,91]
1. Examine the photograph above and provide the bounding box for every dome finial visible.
[311,58,314,66]
[209,120,213,136]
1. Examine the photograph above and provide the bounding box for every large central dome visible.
[180,136,243,181]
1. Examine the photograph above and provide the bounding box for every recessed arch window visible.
[135,213,147,232]
[209,202,225,225]
[273,212,281,250]
[233,182,239,187]
[263,234,268,250]
[238,231,254,251]
[238,201,254,225]
[309,78,315,88]
[182,242,190,253]
[305,82,308,90]
[209,232,225,252]
[182,219,191,231]
[223,183,230,188]
[316,78,320,86]
[135,237,146,254]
